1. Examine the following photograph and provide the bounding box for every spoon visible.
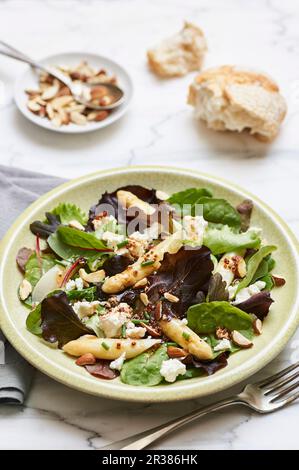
[0,40,125,110]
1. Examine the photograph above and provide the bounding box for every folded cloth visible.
[0,165,65,404]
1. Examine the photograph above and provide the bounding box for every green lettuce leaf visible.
[203,225,261,255]
[26,303,42,335]
[50,203,87,225]
[236,245,277,293]
[187,301,253,334]
[24,252,56,288]
[168,188,212,213]
[120,345,168,386]
[82,314,104,337]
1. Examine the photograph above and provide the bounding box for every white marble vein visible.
[0,0,299,450]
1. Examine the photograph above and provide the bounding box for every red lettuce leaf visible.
[235,291,274,320]
[102,254,132,276]
[30,212,61,239]
[237,199,253,232]
[146,246,213,318]
[16,247,34,272]
[184,352,229,376]
[207,273,229,302]
[41,291,92,347]
[85,361,118,380]
[86,185,160,230]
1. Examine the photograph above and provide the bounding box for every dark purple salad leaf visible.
[30,212,61,239]
[207,273,229,302]
[16,247,34,272]
[86,185,160,230]
[146,246,214,318]
[235,291,274,320]
[85,361,118,380]
[237,199,254,232]
[102,254,132,276]
[184,352,229,376]
[40,291,92,347]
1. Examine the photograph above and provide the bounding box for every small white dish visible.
[14,51,133,133]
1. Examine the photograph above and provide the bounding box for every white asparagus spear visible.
[159,317,213,360]
[117,190,155,215]
[102,230,183,294]
[63,335,161,360]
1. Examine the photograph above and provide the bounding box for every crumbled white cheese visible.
[92,214,117,231]
[214,338,231,351]
[98,303,132,338]
[233,280,266,304]
[126,325,146,339]
[65,279,76,291]
[181,318,188,325]
[110,352,126,371]
[160,359,186,383]
[73,300,100,318]
[228,282,239,300]
[65,277,84,292]
[183,215,208,244]
[102,231,125,250]
[68,219,85,231]
[127,223,161,258]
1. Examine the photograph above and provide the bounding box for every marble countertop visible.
[0,0,299,450]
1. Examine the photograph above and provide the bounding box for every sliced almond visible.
[69,219,85,231]
[51,113,62,127]
[70,111,87,125]
[231,330,253,348]
[25,89,40,96]
[215,327,230,340]
[86,111,98,121]
[27,100,41,112]
[164,292,179,303]
[57,108,70,125]
[56,86,71,97]
[272,275,286,287]
[67,104,86,113]
[167,346,188,358]
[19,279,32,300]
[35,96,47,106]
[41,84,59,100]
[139,322,160,338]
[46,103,55,120]
[39,106,46,118]
[76,353,96,366]
[253,319,263,335]
[134,278,148,288]
[156,190,170,201]
[51,95,74,110]
[140,292,149,306]
[79,268,105,284]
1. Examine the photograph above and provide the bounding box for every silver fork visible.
[100,361,299,450]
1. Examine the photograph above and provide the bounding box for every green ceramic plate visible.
[0,166,298,402]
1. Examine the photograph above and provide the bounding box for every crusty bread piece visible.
[147,21,207,78]
[188,66,287,141]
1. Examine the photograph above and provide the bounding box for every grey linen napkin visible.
[0,165,65,404]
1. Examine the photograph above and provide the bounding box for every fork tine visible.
[277,391,299,407]
[257,361,299,388]
[264,370,299,394]
[270,380,299,402]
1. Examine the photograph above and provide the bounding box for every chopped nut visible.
[68,219,85,231]
[51,113,62,127]
[70,111,87,125]
[272,275,286,287]
[164,292,179,303]
[46,103,55,119]
[27,100,41,112]
[79,268,105,284]
[231,330,253,348]
[140,292,149,306]
[215,327,230,340]
[140,322,161,338]
[155,301,162,320]
[156,190,170,201]
[56,86,71,97]
[253,319,263,335]
[19,279,32,300]
[94,111,109,121]
[90,85,108,100]
[51,95,74,110]
[41,84,59,100]
[167,346,188,358]
[133,278,148,288]
[76,353,96,366]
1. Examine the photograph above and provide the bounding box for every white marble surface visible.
[0,0,299,450]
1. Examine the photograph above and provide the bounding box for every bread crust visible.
[147,21,207,78]
[188,66,287,140]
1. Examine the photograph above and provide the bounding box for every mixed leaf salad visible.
[16,185,285,386]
